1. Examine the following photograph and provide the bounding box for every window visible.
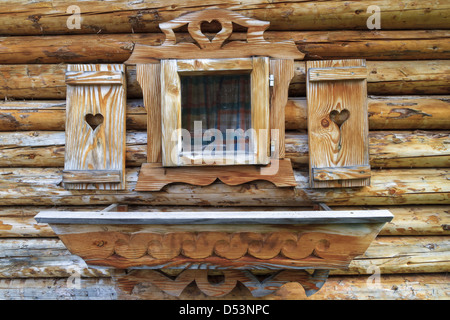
[161,58,270,167]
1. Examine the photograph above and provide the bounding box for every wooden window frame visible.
[161,57,270,167]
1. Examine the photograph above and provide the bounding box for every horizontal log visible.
[0,61,448,99]
[1,1,448,36]
[1,205,448,237]
[1,96,449,132]
[0,236,448,278]
[1,130,448,169]
[286,96,450,130]
[0,274,447,300]
[0,168,448,206]
[0,99,146,131]
[1,30,449,64]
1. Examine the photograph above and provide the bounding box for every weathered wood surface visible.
[307,59,369,188]
[1,236,448,278]
[1,131,448,169]
[1,1,448,36]
[0,205,448,238]
[270,59,295,159]
[0,168,448,206]
[114,272,450,300]
[285,96,450,130]
[64,64,127,190]
[1,96,449,132]
[112,269,330,297]
[0,61,448,99]
[136,160,297,191]
[47,224,384,270]
[0,274,447,300]
[1,31,449,64]
[126,9,303,62]
[136,64,161,163]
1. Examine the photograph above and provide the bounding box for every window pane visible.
[180,73,251,156]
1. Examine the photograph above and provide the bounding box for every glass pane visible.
[180,73,252,161]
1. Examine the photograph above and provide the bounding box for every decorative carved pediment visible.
[125,8,304,63]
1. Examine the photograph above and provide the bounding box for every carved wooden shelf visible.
[36,209,392,297]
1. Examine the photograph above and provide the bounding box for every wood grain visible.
[62,170,122,183]
[0,1,448,37]
[160,59,181,167]
[135,159,297,191]
[65,70,125,85]
[308,66,367,81]
[0,168,448,206]
[0,61,448,100]
[42,221,387,270]
[1,96,449,132]
[307,59,370,188]
[125,9,303,63]
[251,57,270,165]
[312,165,371,181]
[113,269,329,298]
[64,64,126,190]
[269,59,295,159]
[136,63,161,163]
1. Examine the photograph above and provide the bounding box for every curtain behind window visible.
[181,73,251,152]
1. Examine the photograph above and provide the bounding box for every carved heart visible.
[200,20,221,41]
[329,109,350,128]
[85,113,104,131]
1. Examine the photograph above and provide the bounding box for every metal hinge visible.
[269,74,274,87]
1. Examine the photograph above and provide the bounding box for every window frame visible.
[161,57,270,167]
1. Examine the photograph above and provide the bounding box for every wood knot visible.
[94,240,106,247]
[321,118,330,127]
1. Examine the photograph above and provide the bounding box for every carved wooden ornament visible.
[35,209,393,297]
[307,59,371,188]
[124,8,302,190]
[64,64,127,190]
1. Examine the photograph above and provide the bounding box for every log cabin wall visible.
[0,1,448,300]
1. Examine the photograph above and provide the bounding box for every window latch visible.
[269,74,274,87]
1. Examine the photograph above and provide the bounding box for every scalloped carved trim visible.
[58,229,373,269]
[125,8,304,63]
[135,159,297,191]
[112,269,330,298]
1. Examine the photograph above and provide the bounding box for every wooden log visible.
[0,1,448,35]
[0,30,450,64]
[1,96,449,132]
[0,61,448,100]
[286,96,450,130]
[0,236,448,278]
[1,274,446,300]
[0,168,448,206]
[1,130,448,169]
[0,100,147,131]
[0,31,449,64]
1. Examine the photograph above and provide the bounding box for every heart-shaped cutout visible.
[329,109,350,128]
[85,113,104,131]
[200,20,221,41]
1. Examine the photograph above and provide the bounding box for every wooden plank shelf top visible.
[35,210,393,225]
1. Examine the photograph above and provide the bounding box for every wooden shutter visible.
[63,64,127,190]
[306,59,370,188]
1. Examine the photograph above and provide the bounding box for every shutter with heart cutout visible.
[306,59,370,188]
[63,64,127,190]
